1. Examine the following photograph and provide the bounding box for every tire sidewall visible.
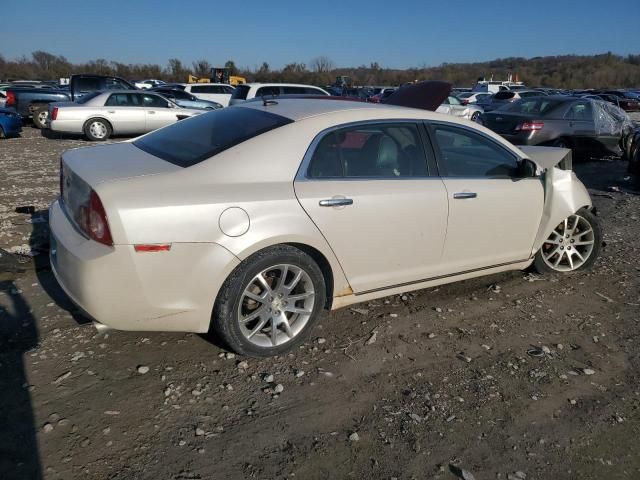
[83,118,112,141]
[533,208,602,274]
[213,246,326,357]
[33,106,48,129]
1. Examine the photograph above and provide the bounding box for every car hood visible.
[518,145,572,170]
[381,81,451,111]
[62,142,181,187]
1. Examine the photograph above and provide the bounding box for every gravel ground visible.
[1,126,639,480]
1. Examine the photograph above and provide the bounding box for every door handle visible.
[107,110,115,114]
[319,198,353,207]
[453,192,477,199]
[147,111,156,114]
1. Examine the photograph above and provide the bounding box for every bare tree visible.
[311,56,334,73]
[192,59,212,78]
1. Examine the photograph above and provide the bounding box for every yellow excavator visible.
[187,67,246,86]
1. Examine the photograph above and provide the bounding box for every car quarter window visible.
[307,123,429,179]
[431,124,519,178]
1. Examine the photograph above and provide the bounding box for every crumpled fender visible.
[532,167,592,253]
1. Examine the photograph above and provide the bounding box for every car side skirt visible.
[331,258,533,310]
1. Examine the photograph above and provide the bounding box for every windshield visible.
[133,106,293,167]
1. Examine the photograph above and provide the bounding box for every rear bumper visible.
[49,199,241,333]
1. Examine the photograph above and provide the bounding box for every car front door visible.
[294,121,449,293]
[142,93,179,132]
[103,93,146,134]
[429,122,544,273]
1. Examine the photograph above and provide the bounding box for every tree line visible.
[1,51,640,89]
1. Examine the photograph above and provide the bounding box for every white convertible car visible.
[47,90,203,141]
[49,82,601,357]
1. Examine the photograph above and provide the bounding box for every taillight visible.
[51,107,58,120]
[6,91,15,107]
[516,121,544,131]
[76,190,113,246]
[462,99,469,105]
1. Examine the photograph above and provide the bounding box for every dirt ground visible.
[1,126,639,480]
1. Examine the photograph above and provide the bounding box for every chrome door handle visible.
[319,198,353,207]
[147,110,156,114]
[107,110,115,113]
[453,192,477,199]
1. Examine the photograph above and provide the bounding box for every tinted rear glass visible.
[133,107,293,167]
[502,99,564,115]
[494,91,515,100]
[231,85,250,100]
[76,91,101,104]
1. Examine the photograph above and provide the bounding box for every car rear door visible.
[103,93,146,134]
[294,121,449,293]
[428,122,544,273]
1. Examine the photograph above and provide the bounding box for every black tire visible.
[533,207,602,274]
[0,126,5,139]
[83,118,112,141]
[470,111,482,124]
[212,245,327,357]
[32,105,49,129]
[552,138,570,149]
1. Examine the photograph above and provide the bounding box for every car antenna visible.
[262,94,278,106]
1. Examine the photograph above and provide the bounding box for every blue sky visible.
[1,0,639,69]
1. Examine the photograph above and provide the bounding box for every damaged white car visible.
[49,82,601,357]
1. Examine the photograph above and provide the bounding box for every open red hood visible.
[381,81,451,111]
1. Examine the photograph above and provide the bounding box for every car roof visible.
[236,97,445,122]
[181,83,231,87]
[242,83,327,89]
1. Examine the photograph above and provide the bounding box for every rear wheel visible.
[533,208,601,274]
[83,118,112,141]
[552,138,569,149]
[212,245,326,357]
[470,111,482,124]
[32,105,49,129]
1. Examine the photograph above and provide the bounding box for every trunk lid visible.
[483,111,534,134]
[381,81,451,111]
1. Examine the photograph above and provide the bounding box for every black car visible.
[483,96,633,159]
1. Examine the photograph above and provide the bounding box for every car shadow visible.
[0,278,42,479]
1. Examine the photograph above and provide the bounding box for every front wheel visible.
[212,245,327,357]
[533,208,601,274]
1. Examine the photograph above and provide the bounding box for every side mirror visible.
[518,158,538,178]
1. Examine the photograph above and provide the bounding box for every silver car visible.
[47,90,203,141]
[437,95,484,123]
[50,93,601,357]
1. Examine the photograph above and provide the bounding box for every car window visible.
[76,91,101,104]
[449,96,462,105]
[223,86,235,94]
[432,124,519,178]
[134,108,293,167]
[75,77,101,92]
[565,101,593,120]
[190,85,215,94]
[231,85,250,100]
[143,94,169,108]
[307,123,429,179]
[255,86,281,97]
[105,93,132,106]
[105,78,133,90]
[504,99,563,115]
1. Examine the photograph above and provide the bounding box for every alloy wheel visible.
[38,111,48,125]
[541,214,595,272]
[237,264,315,347]
[89,121,107,139]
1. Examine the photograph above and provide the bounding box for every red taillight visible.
[6,91,15,107]
[516,121,544,132]
[51,107,58,120]
[462,99,469,105]
[79,191,113,246]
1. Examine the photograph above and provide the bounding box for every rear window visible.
[133,107,293,167]
[231,85,250,100]
[494,91,515,100]
[502,99,564,115]
[76,91,101,104]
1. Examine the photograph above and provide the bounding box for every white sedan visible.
[49,83,601,357]
[47,90,203,141]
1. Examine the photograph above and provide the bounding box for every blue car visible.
[149,87,223,110]
[0,108,22,138]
